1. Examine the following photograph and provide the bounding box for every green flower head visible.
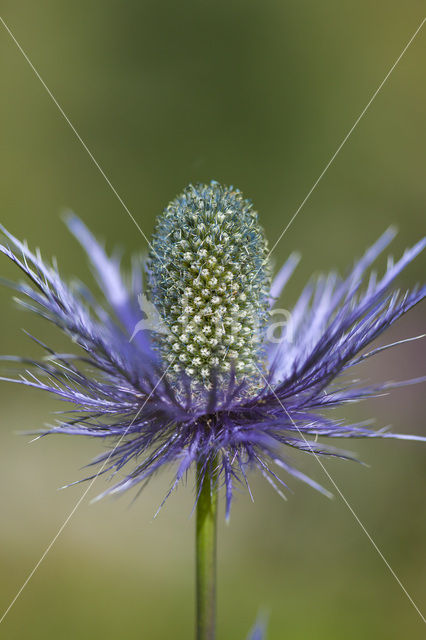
[147,181,271,388]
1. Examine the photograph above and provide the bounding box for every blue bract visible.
[1,182,425,518]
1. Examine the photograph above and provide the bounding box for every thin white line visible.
[0,16,155,254]
[266,17,426,262]
[0,365,172,625]
[256,366,426,624]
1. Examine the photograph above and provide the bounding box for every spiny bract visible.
[147,182,271,388]
[0,182,425,517]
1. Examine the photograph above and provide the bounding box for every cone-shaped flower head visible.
[0,182,425,515]
[147,182,271,388]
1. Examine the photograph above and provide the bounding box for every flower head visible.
[1,181,425,517]
[147,182,270,389]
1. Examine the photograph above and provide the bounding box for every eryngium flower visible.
[1,182,425,516]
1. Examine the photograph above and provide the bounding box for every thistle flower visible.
[0,181,425,519]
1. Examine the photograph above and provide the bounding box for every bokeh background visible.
[0,2,425,638]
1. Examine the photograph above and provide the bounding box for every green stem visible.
[196,460,218,640]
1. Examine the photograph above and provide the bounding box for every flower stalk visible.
[196,460,218,640]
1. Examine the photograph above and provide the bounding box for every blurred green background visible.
[0,2,425,638]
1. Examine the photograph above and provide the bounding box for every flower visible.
[1,181,425,517]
